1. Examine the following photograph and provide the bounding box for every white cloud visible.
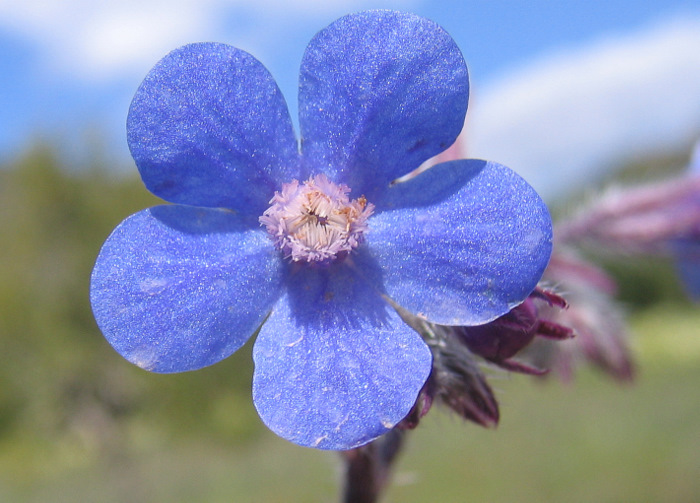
[0,0,216,80]
[465,14,700,201]
[0,0,417,81]
[78,4,211,77]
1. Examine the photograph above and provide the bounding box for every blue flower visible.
[90,10,552,450]
[674,140,700,299]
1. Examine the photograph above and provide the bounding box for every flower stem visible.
[340,429,405,503]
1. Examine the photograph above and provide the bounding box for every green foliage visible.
[597,255,689,309]
[0,142,697,500]
[2,305,698,502]
[0,145,262,475]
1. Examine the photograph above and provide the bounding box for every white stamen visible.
[260,174,374,263]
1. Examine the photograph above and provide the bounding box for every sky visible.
[1,0,699,199]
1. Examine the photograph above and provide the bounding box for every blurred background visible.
[1,0,699,501]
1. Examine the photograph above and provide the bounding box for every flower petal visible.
[252,263,432,450]
[359,159,552,326]
[689,140,700,174]
[128,43,299,216]
[673,238,700,300]
[299,10,468,201]
[90,205,285,373]
[373,154,484,212]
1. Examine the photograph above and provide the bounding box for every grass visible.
[0,303,698,502]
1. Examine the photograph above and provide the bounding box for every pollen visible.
[260,174,374,263]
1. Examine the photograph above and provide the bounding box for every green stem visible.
[340,429,405,503]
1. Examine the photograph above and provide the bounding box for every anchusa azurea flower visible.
[90,10,552,450]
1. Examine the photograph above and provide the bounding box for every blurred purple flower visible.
[555,142,700,299]
[555,175,700,257]
[554,140,700,303]
[516,142,700,381]
[90,11,552,450]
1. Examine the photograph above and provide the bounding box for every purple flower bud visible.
[391,312,499,429]
[425,329,501,428]
[452,287,574,375]
[393,285,574,429]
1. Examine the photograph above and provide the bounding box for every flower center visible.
[260,174,374,263]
